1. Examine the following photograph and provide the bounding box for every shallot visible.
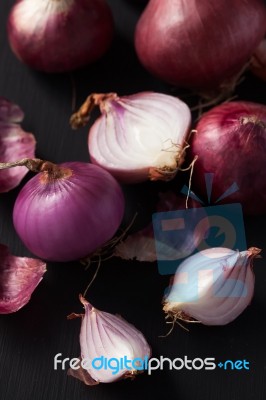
[163,247,260,326]
[0,158,125,262]
[7,0,114,73]
[189,101,266,215]
[68,296,151,385]
[70,92,191,183]
[135,0,266,90]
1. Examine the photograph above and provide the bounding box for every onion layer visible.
[135,0,266,90]
[190,101,266,215]
[0,244,46,314]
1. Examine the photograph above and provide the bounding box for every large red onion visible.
[7,0,114,73]
[189,101,266,215]
[135,0,266,90]
[1,159,125,261]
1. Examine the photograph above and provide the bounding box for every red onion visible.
[0,244,46,314]
[189,101,266,215]
[164,247,260,326]
[7,0,114,73]
[135,0,266,90]
[0,159,124,261]
[70,92,191,183]
[0,97,36,192]
[68,296,151,385]
[251,37,266,81]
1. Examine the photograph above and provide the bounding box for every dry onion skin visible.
[0,244,46,314]
[0,97,36,192]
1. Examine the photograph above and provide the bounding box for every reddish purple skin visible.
[190,101,266,215]
[0,97,36,193]
[7,0,114,72]
[13,162,125,261]
[0,244,46,314]
[135,0,266,90]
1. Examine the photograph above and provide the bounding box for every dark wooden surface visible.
[0,1,266,399]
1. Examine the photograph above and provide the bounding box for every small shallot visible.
[163,247,261,326]
[68,296,151,385]
[70,92,191,183]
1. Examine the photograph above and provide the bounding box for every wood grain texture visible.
[0,1,266,399]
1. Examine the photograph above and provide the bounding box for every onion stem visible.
[0,158,71,180]
[0,158,47,172]
[70,92,117,129]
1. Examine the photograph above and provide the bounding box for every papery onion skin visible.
[0,98,36,193]
[13,162,125,262]
[114,193,207,263]
[68,296,151,385]
[163,247,260,326]
[135,0,266,90]
[189,101,266,215]
[7,0,114,73]
[0,244,46,314]
[85,92,191,183]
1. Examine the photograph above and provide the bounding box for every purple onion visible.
[12,161,125,262]
[135,0,266,90]
[190,101,266,215]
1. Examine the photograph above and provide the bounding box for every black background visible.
[0,1,266,399]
